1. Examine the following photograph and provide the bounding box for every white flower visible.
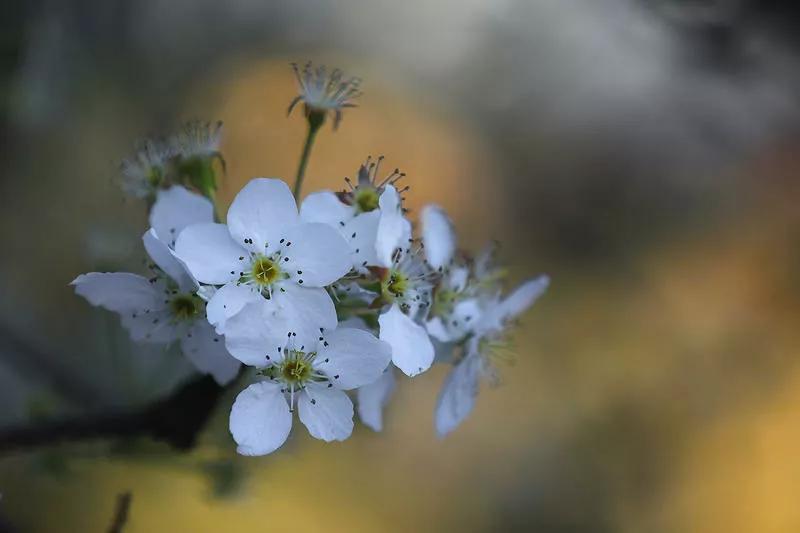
[228,324,391,455]
[434,275,549,437]
[174,178,351,342]
[288,62,361,129]
[120,138,174,199]
[421,205,483,344]
[375,245,437,377]
[71,187,241,385]
[300,157,406,271]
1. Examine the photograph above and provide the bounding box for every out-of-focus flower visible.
[174,178,351,344]
[228,325,391,456]
[72,186,240,385]
[171,120,223,161]
[120,138,174,199]
[170,120,224,198]
[288,62,362,129]
[434,275,549,437]
[422,205,481,343]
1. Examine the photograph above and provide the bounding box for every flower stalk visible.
[293,111,324,199]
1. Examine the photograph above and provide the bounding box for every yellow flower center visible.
[251,256,281,286]
[354,187,380,213]
[383,270,408,300]
[281,358,312,384]
[169,294,202,321]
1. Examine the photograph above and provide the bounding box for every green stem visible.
[293,114,324,199]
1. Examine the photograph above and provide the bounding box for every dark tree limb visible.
[0,374,228,455]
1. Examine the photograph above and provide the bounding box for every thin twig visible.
[107,492,132,533]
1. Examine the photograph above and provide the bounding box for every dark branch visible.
[0,374,228,455]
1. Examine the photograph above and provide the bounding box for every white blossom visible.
[174,178,351,343]
[228,323,391,455]
[72,187,240,385]
[434,275,550,437]
[120,138,174,199]
[300,157,406,271]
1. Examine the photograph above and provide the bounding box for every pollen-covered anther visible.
[250,255,281,286]
[169,293,204,322]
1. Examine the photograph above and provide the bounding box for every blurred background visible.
[2,0,800,531]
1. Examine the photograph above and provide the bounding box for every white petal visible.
[298,382,353,442]
[72,272,159,313]
[150,186,214,246]
[299,190,353,226]
[227,178,299,250]
[421,204,456,269]
[180,322,240,385]
[230,382,292,456]
[448,266,470,293]
[281,223,351,287]
[375,185,412,267]
[142,229,195,291]
[121,308,177,343]
[426,316,451,343]
[497,275,550,321]
[427,298,483,342]
[378,304,435,377]
[174,223,245,285]
[272,284,338,348]
[315,328,391,390]
[479,275,550,335]
[357,369,396,432]
[206,282,261,333]
[72,273,181,343]
[222,301,286,367]
[434,353,482,438]
[343,211,380,269]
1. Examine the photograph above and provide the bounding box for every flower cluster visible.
[72,62,548,456]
